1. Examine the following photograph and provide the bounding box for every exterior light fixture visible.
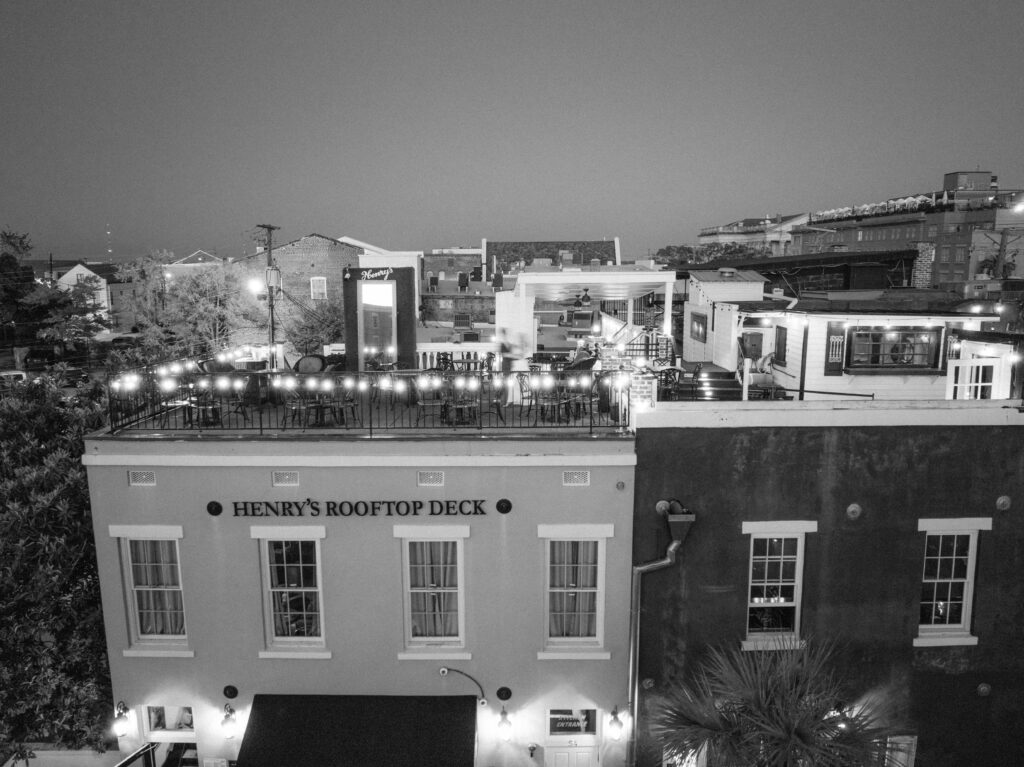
[580,288,592,306]
[112,701,130,738]
[221,703,237,739]
[497,707,512,741]
[607,706,624,741]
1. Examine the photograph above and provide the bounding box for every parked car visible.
[0,369,29,393]
[23,347,58,371]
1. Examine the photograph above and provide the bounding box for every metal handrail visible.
[113,742,158,767]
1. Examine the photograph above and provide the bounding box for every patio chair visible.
[411,375,448,427]
[227,375,262,423]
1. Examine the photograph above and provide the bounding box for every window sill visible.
[123,648,195,658]
[741,636,805,652]
[259,649,333,659]
[913,634,978,647]
[537,650,611,660]
[843,367,941,376]
[398,650,472,661]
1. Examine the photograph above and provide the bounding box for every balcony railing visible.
[105,368,634,436]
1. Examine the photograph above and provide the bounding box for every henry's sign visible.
[206,498,513,518]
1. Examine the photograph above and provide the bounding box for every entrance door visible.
[946,358,1011,399]
[545,745,598,767]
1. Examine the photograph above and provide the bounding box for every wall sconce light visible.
[221,703,237,739]
[112,701,130,738]
[607,706,624,741]
[497,707,512,741]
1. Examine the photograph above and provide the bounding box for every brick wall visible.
[237,235,361,333]
[911,242,935,288]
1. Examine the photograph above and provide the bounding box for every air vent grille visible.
[563,470,590,487]
[272,471,300,487]
[418,471,445,487]
[128,470,156,487]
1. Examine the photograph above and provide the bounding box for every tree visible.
[651,639,898,767]
[30,277,111,353]
[116,257,262,361]
[282,299,346,356]
[1,231,39,344]
[0,377,112,757]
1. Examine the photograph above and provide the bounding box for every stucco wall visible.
[633,422,1024,767]
[85,436,636,767]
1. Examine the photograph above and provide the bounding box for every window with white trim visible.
[251,526,327,656]
[538,524,612,654]
[914,517,991,647]
[310,276,327,300]
[394,525,468,650]
[847,327,943,370]
[742,521,817,651]
[109,525,188,652]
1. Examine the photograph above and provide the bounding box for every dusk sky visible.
[3,0,1023,262]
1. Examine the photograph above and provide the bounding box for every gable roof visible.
[172,250,223,265]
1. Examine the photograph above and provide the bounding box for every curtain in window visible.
[129,540,185,635]
[549,540,598,638]
[269,540,320,638]
[408,541,459,638]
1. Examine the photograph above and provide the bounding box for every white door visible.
[545,744,598,767]
[946,358,1012,399]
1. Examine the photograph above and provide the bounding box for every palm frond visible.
[651,638,899,767]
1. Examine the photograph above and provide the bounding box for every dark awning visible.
[235,694,478,767]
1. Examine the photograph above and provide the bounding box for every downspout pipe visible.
[626,501,695,767]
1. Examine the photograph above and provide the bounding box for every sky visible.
[3,0,1023,262]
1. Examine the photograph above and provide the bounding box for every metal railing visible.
[105,368,634,436]
[113,742,158,767]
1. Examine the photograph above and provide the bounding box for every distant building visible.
[790,171,1022,289]
[56,261,137,332]
[698,214,809,257]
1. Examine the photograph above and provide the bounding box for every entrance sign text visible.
[231,499,487,517]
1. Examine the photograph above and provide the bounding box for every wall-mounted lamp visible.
[112,701,130,738]
[438,666,489,706]
[580,288,592,306]
[497,707,512,741]
[221,703,237,739]
[607,706,624,741]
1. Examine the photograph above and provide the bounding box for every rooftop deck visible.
[104,367,635,438]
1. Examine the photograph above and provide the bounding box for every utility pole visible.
[256,224,281,369]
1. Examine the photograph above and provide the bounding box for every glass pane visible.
[952,556,968,579]
[360,281,396,369]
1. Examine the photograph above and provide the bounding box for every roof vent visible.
[718,267,737,278]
